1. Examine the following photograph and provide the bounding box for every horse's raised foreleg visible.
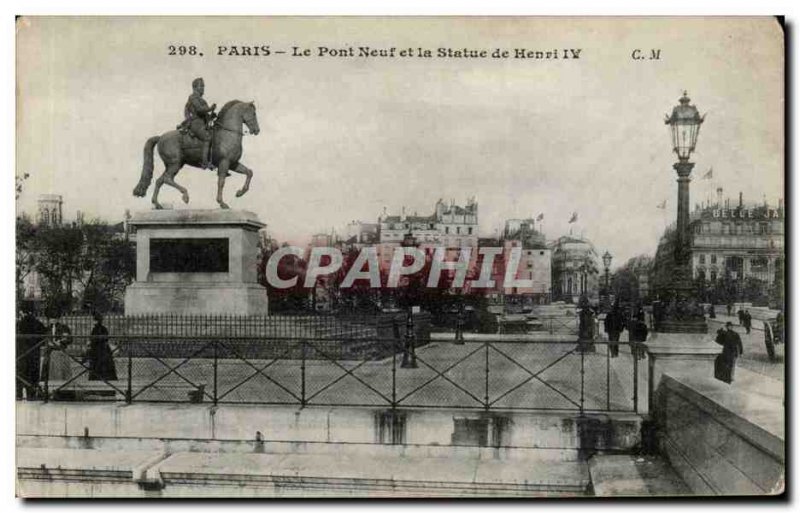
[231,163,253,198]
[216,159,231,209]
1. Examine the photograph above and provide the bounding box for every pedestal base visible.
[124,283,268,316]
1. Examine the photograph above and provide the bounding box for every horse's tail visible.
[133,135,161,197]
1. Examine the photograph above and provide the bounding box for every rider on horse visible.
[178,77,217,169]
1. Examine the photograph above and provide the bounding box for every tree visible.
[16,219,135,314]
[15,173,29,199]
[611,254,654,304]
[257,243,309,313]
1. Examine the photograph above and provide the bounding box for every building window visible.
[710,270,717,282]
[456,226,461,235]
[445,227,449,234]
[699,254,706,264]
[468,227,473,235]
[711,254,717,264]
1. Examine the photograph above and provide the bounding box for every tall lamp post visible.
[602,251,612,305]
[656,91,708,333]
[400,231,418,368]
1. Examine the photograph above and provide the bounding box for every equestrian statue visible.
[133,78,261,209]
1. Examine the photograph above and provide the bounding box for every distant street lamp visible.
[656,91,708,333]
[602,251,612,300]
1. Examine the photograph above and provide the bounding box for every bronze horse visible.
[133,100,260,209]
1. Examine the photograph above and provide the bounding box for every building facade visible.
[550,235,600,303]
[36,194,63,227]
[653,194,784,304]
[377,198,479,271]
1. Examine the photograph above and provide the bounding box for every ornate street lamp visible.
[602,251,612,288]
[656,91,708,333]
[602,251,612,306]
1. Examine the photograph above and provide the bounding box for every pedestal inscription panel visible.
[150,238,229,273]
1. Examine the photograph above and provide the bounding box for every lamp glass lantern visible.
[665,91,704,161]
[602,251,612,271]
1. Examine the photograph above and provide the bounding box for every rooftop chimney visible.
[739,192,743,208]
[716,187,723,207]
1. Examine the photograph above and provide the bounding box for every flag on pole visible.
[568,212,578,223]
[702,167,713,180]
[536,213,544,221]
[656,200,667,209]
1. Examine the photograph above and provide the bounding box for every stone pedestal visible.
[124,209,268,315]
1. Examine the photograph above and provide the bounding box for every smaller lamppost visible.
[400,231,418,369]
[455,298,465,344]
[602,251,612,301]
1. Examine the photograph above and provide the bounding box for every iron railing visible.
[17,326,641,414]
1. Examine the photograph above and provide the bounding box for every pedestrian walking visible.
[41,306,74,385]
[629,310,648,360]
[604,301,625,358]
[714,322,744,384]
[85,313,118,381]
[726,302,733,316]
[737,309,745,326]
[708,304,716,319]
[16,301,46,400]
[743,310,752,335]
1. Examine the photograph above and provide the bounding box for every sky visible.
[15,17,784,268]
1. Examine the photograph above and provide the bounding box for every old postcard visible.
[15,16,784,498]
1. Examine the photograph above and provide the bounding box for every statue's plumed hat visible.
[192,77,204,89]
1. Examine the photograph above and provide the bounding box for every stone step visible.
[589,454,689,496]
[16,447,590,498]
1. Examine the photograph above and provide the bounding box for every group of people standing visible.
[16,302,118,400]
[737,309,754,334]
[601,301,648,359]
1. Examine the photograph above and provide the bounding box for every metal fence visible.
[17,318,641,414]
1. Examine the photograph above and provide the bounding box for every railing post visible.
[42,341,50,403]
[300,340,307,408]
[213,340,219,406]
[126,339,133,404]
[606,340,611,411]
[484,342,490,411]
[391,336,397,409]
[644,351,653,416]
[580,344,585,414]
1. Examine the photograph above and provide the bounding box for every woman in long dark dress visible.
[87,313,118,381]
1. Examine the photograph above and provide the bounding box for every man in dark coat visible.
[629,310,648,360]
[86,313,118,381]
[742,310,752,335]
[16,301,46,400]
[714,322,744,384]
[604,302,625,358]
